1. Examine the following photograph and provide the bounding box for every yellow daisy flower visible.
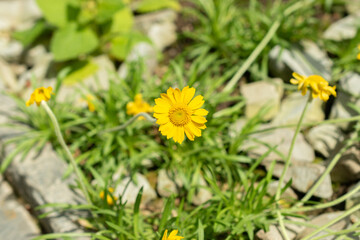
[153,86,208,144]
[126,94,153,118]
[162,229,184,240]
[26,86,54,106]
[99,187,117,205]
[85,94,96,112]
[290,73,336,102]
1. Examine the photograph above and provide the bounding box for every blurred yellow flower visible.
[153,86,208,144]
[99,187,117,205]
[290,73,336,102]
[162,230,184,240]
[26,86,54,106]
[85,94,96,112]
[357,44,360,60]
[126,94,153,118]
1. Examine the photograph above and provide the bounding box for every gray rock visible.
[156,169,181,197]
[115,173,157,206]
[330,72,360,130]
[0,57,18,92]
[267,181,298,200]
[25,45,48,66]
[118,42,158,80]
[269,41,332,81]
[306,124,345,158]
[191,174,212,206]
[345,0,360,15]
[0,175,40,240]
[0,39,23,62]
[0,0,41,31]
[296,212,353,240]
[135,9,177,51]
[242,124,315,163]
[331,143,360,183]
[346,182,360,219]
[240,79,283,121]
[323,14,360,41]
[256,225,283,240]
[2,143,88,236]
[266,162,333,199]
[228,118,247,138]
[272,92,325,127]
[19,52,52,87]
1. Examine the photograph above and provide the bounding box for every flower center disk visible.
[169,105,191,126]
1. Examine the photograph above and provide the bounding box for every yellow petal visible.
[173,88,182,103]
[184,126,194,141]
[182,86,196,104]
[154,105,170,114]
[292,72,305,81]
[156,116,170,125]
[161,93,174,105]
[188,95,204,110]
[169,230,179,238]
[191,115,207,124]
[162,230,168,240]
[193,108,208,116]
[186,122,201,137]
[290,79,299,85]
[167,87,176,103]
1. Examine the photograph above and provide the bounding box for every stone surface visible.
[330,72,360,130]
[3,143,88,236]
[269,41,332,81]
[306,124,345,158]
[296,212,353,240]
[346,182,360,219]
[228,118,247,138]
[242,124,315,163]
[267,181,298,200]
[192,174,212,206]
[323,14,360,41]
[240,79,283,121]
[118,42,158,80]
[256,225,283,240]
[272,92,325,127]
[0,38,23,62]
[0,0,41,31]
[156,169,181,197]
[266,162,333,199]
[0,57,18,92]
[115,173,157,206]
[0,175,40,240]
[135,9,177,51]
[331,143,360,183]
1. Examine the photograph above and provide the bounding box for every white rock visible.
[269,41,332,81]
[0,57,18,92]
[331,144,360,183]
[25,45,48,66]
[256,225,283,240]
[323,15,360,41]
[0,39,23,62]
[296,212,352,240]
[272,92,325,127]
[0,0,41,31]
[115,173,157,205]
[228,118,247,138]
[192,174,212,206]
[306,124,345,158]
[266,162,333,199]
[346,182,360,219]
[267,181,298,200]
[157,169,180,197]
[330,72,360,130]
[240,79,283,121]
[242,124,315,163]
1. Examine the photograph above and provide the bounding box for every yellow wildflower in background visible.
[357,44,360,60]
[162,230,184,240]
[99,187,117,205]
[126,94,153,118]
[290,73,336,102]
[26,87,54,106]
[85,94,96,112]
[153,86,208,144]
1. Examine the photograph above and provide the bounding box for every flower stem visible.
[295,135,357,207]
[301,203,360,240]
[277,210,290,240]
[275,96,311,239]
[100,112,156,134]
[41,101,92,204]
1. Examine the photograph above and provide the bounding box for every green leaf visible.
[135,0,181,13]
[96,0,125,23]
[36,0,79,27]
[12,20,47,47]
[109,32,149,60]
[62,60,99,85]
[110,7,133,34]
[50,23,99,61]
